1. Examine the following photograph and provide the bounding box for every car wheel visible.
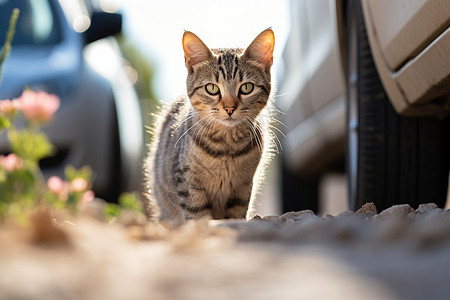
[346,0,450,211]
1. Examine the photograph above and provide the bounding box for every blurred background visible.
[0,0,304,214]
[2,0,449,216]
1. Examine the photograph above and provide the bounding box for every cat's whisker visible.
[243,120,255,148]
[271,92,289,100]
[192,116,205,139]
[195,115,214,137]
[194,114,215,142]
[270,118,287,128]
[258,109,285,123]
[261,105,286,117]
[245,109,284,153]
[175,111,198,131]
[241,113,259,147]
[267,123,286,137]
[267,126,283,153]
[262,121,283,154]
[247,119,263,153]
[253,119,281,154]
[255,122,269,153]
[174,115,208,148]
[203,115,217,142]
[274,108,286,116]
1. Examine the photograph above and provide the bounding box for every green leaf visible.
[65,165,92,182]
[0,115,11,130]
[104,203,121,219]
[0,9,20,87]
[8,129,54,163]
[0,169,6,183]
[118,192,143,213]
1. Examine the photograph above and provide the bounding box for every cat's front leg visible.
[177,184,212,220]
[224,184,252,219]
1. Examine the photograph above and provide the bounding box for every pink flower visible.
[78,190,95,208]
[47,176,65,193]
[0,153,24,172]
[16,90,60,123]
[70,177,88,192]
[47,176,69,201]
[0,99,20,117]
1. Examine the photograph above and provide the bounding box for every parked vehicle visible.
[0,0,144,201]
[278,0,450,212]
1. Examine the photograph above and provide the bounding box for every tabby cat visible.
[146,29,275,225]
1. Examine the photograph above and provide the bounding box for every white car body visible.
[279,0,450,176]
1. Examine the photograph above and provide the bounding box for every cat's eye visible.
[205,83,220,95]
[239,83,254,95]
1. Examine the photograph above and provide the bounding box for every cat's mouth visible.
[219,116,242,127]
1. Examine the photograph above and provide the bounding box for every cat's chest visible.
[191,156,252,196]
[189,144,261,191]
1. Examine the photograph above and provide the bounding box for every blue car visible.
[0,0,144,201]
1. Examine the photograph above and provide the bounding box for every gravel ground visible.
[2,202,450,300]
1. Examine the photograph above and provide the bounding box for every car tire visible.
[109,102,122,202]
[98,101,122,203]
[281,157,319,213]
[346,0,450,211]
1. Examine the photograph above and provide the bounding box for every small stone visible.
[322,214,334,220]
[250,215,263,222]
[336,210,355,218]
[415,203,439,214]
[356,202,378,214]
[378,204,414,219]
[280,210,316,223]
[262,215,281,222]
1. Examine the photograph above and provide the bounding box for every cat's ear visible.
[182,31,212,70]
[243,28,275,67]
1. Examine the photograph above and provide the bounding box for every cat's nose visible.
[224,106,236,116]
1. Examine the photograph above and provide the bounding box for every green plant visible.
[0,90,96,222]
[104,192,144,221]
[0,9,145,224]
[0,8,19,85]
[0,9,96,222]
[0,90,146,223]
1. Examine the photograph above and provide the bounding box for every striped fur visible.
[145,29,275,225]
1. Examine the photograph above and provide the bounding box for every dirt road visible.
[1,202,450,299]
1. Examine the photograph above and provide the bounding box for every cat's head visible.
[182,29,274,127]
